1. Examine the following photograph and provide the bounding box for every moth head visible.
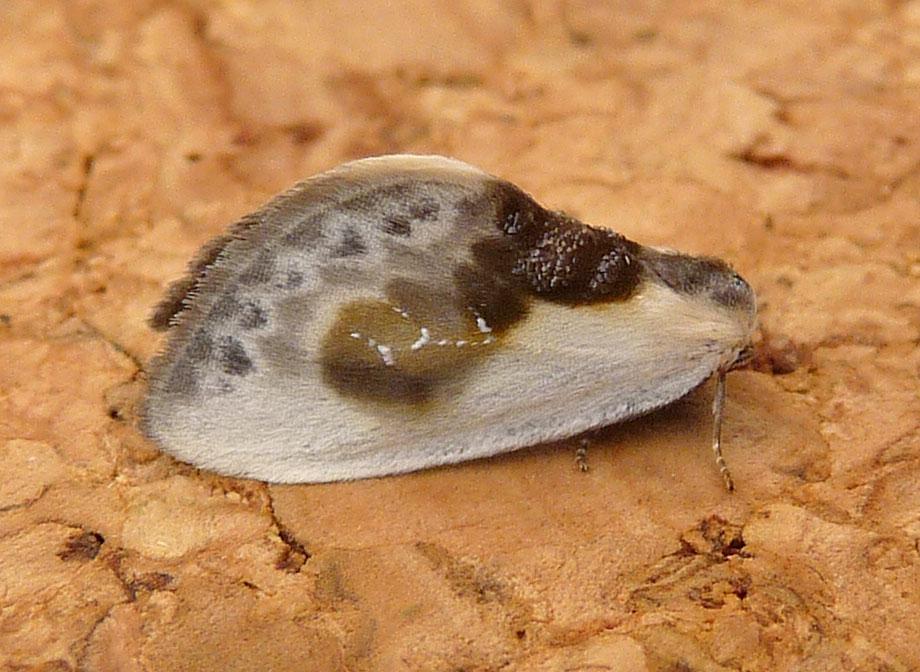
[639,248,757,364]
[643,248,755,312]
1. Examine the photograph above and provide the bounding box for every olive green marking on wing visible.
[319,290,506,405]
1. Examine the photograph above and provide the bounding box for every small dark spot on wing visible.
[378,192,442,237]
[218,336,253,376]
[239,301,268,329]
[408,198,440,221]
[332,227,367,257]
[381,218,412,236]
[210,292,242,322]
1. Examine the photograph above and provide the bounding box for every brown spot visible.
[58,531,104,561]
[129,571,174,597]
[415,541,509,604]
[284,122,324,145]
[750,329,811,375]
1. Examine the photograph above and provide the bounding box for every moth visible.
[142,155,757,490]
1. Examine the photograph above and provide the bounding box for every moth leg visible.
[712,369,735,492]
[575,436,591,472]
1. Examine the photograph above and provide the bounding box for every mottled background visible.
[1,1,919,670]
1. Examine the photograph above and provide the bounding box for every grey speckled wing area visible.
[142,154,756,483]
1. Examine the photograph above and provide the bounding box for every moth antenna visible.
[712,369,735,492]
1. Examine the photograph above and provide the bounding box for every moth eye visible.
[588,248,640,298]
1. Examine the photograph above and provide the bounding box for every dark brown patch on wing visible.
[452,261,528,334]
[473,180,642,304]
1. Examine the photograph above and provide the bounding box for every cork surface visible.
[2,1,919,670]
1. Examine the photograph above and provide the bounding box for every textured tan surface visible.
[2,1,919,670]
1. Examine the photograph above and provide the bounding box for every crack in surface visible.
[72,153,96,224]
[265,491,311,573]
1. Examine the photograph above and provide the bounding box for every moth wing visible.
[143,155,524,481]
[143,154,741,483]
